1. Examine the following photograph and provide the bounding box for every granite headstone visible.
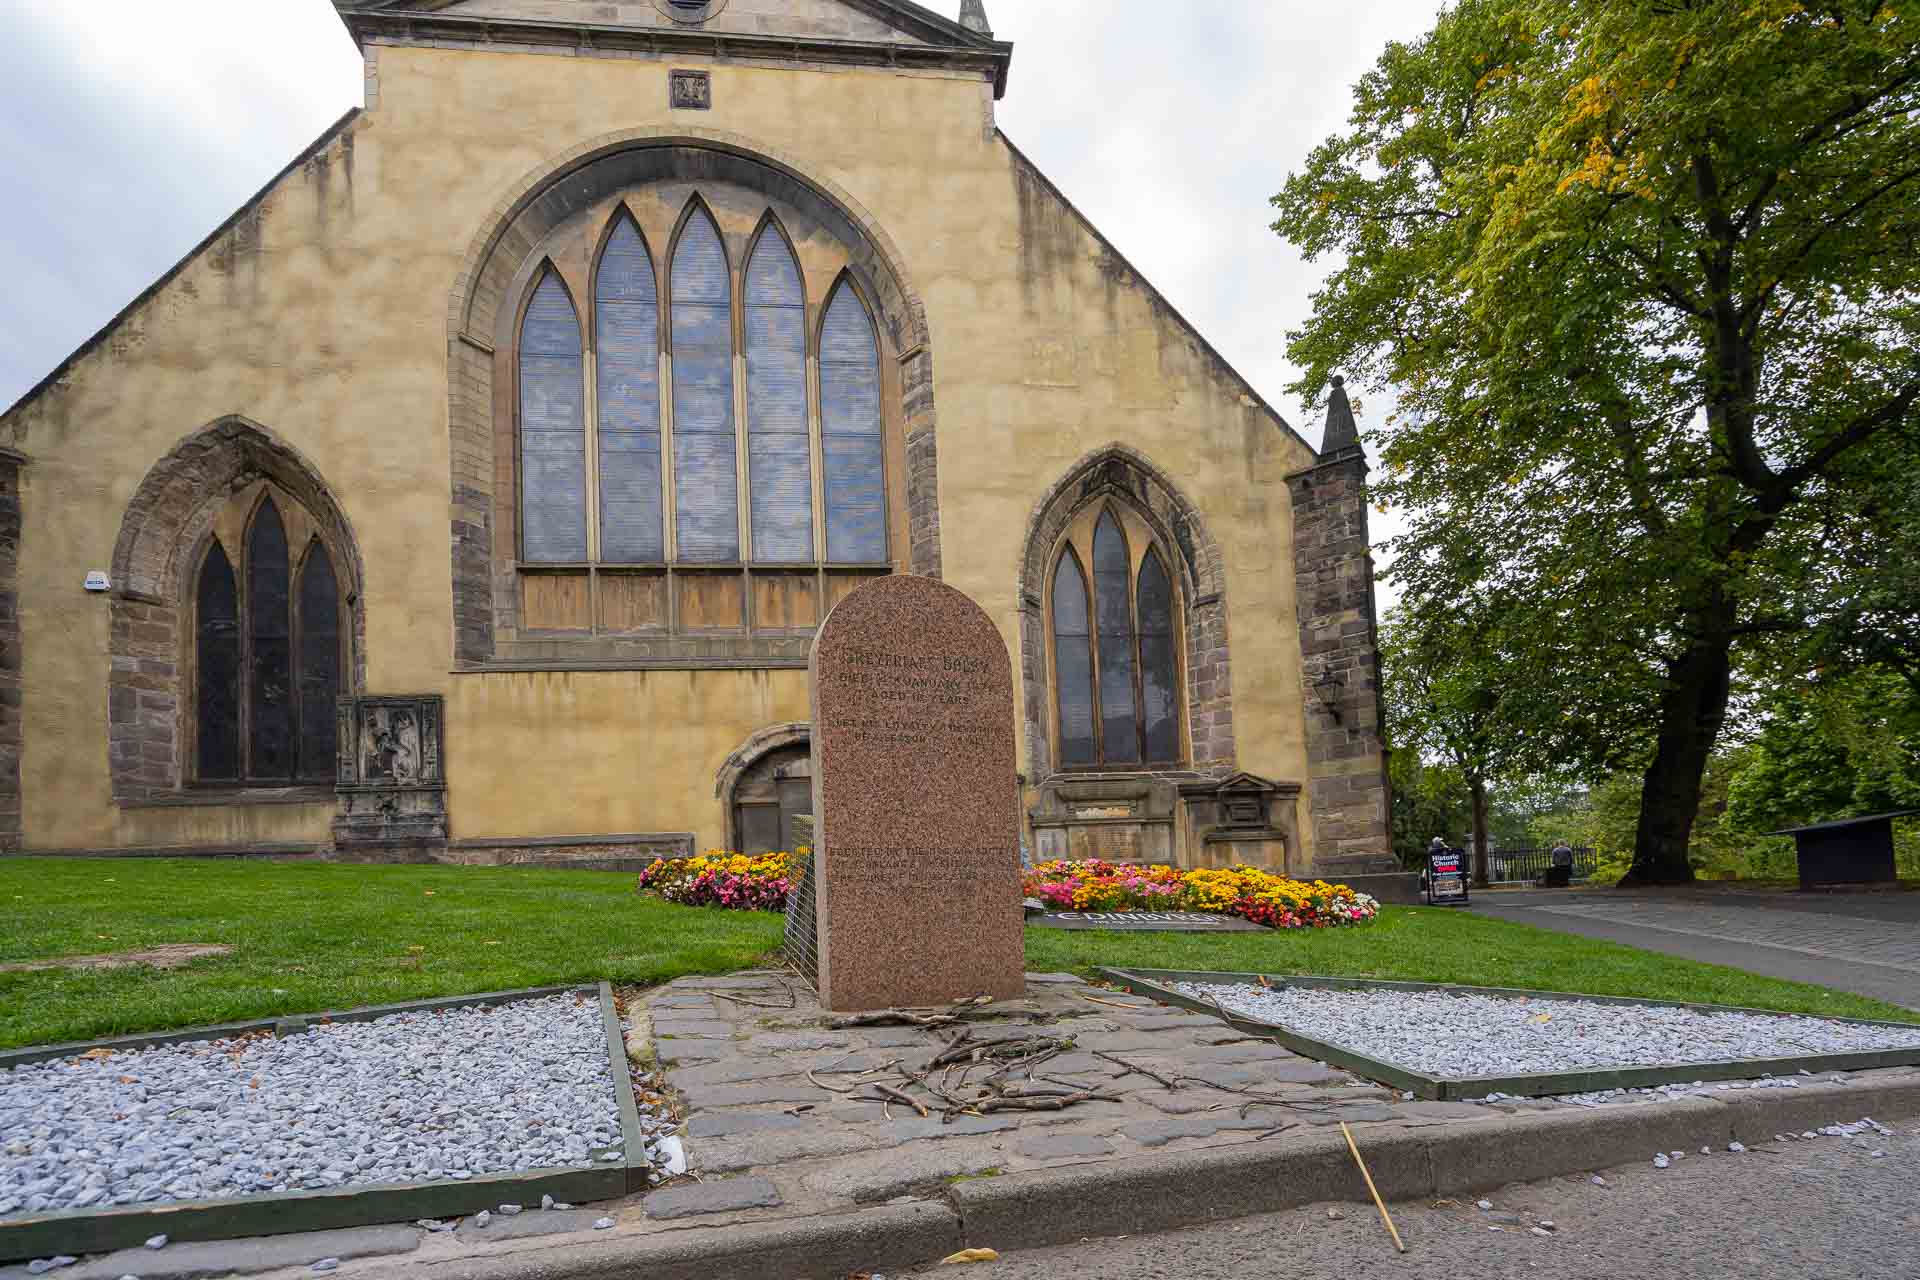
[808,575,1024,1011]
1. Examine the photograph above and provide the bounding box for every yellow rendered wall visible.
[0,40,1319,855]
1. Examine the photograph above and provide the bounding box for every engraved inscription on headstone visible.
[809,576,1024,1011]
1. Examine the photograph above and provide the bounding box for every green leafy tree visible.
[1275,1,1920,884]
[1803,470,1920,693]
[1380,608,1579,883]
[1724,667,1920,829]
[1388,747,1474,864]
[1530,774,1645,882]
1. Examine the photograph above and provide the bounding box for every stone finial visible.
[958,0,993,36]
[1320,374,1363,460]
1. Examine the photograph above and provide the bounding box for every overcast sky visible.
[0,0,1445,572]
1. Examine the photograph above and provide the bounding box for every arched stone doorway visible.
[717,723,813,853]
[731,743,812,855]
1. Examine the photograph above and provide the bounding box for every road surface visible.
[909,1111,1920,1279]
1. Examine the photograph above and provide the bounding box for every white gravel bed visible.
[0,995,631,1219]
[1177,982,1920,1082]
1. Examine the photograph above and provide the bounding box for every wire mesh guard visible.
[783,817,819,987]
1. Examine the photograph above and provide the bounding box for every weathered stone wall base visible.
[441,834,695,872]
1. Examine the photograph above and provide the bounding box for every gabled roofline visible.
[334,1,1015,98]
[1,109,364,427]
[994,133,1315,460]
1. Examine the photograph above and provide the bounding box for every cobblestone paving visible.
[634,971,1487,1221]
[1517,896,1920,974]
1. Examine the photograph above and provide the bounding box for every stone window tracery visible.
[504,189,896,642]
[190,485,345,786]
[1047,501,1185,769]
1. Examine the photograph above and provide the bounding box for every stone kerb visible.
[807,576,1024,1011]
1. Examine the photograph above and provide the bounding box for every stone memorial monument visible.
[807,575,1025,1011]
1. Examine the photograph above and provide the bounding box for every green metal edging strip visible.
[1097,968,1920,1103]
[599,982,652,1194]
[1102,969,1920,1028]
[1096,968,1441,1098]
[0,984,652,1263]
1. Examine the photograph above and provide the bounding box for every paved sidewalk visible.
[1477,890,1920,1011]
[631,970,1482,1210]
[9,971,1920,1280]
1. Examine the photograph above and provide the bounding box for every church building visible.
[0,0,1403,895]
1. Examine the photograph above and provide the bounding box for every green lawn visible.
[0,858,783,1050]
[1025,909,1920,1022]
[2,857,1912,1050]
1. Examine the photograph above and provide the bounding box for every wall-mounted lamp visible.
[1311,667,1345,725]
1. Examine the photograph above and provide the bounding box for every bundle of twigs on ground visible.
[813,996,1392,1135]
[811,1025,1118,1123]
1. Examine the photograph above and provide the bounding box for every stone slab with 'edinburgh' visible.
[809,576,1025,1011]
[1034,911,1269,933]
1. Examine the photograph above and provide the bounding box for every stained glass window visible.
[1049,508,1183,768]
[195,493,345,785]
[1137,549,1180,763]
[511,194,897,639]
[195,543,240,781]
[745,226,813,562]
[820,280,886,564]
[596,217,664,563]
[519,271,587,563]
[1052,550,1095,767]
[671,207,739,563]
[247,499,293,781]
[1092,513,1140,764]
[296,540,341,782]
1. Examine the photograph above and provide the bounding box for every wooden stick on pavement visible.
[1340,1121,1407,1254]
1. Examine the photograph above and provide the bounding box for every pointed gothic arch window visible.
[671,203,739,564]
[502,189,899,645]
[1092,512,1140,765]
[820,277,887,565]
[519,269,587,563]
[192,486,346,785]
[1046,503,1184,768]
[596,215,664,563]
[745,221,812,562]
[1137,548,1180,763]
[195,544,241,780]
[1051,548,1095,767]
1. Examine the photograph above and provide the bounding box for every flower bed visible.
[1023,860,1379,929]
[636,851,795,912]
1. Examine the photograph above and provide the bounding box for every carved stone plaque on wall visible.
[670,70,712,110]
[333,695,448,853]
